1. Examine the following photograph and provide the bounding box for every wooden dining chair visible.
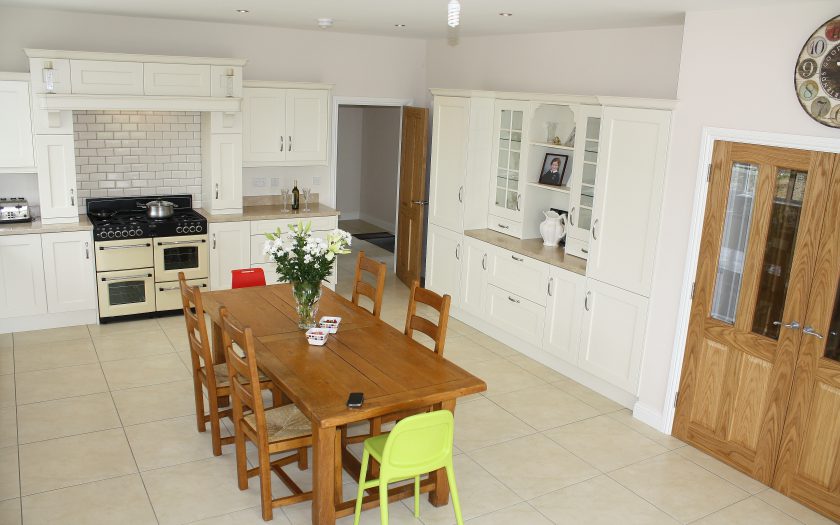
[220,308,313,521]
[351,250,387,318]
[178,272,281,456]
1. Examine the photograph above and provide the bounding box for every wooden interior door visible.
[773,155,840,520]
[396,106,429,286]
[673,142,832,484]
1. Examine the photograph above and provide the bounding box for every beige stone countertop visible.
[465,229,587,276]
[0,215,94,236]
[196,203,340,223]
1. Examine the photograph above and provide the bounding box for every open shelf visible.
[528,182,571,194]
[530,142,575,152]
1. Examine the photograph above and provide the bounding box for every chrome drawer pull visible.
[498,224,509,229]
[511,255,524,262]
[156,239,207,246]
[507,296,520,304]
[98,243,151,250]
[159,283,206,292]
[101,273,152,282]
[584,291,592,311]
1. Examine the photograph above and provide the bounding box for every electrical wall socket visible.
[254,177,266,188]
[270,177,280,187]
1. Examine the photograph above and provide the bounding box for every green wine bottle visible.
[292,180,300,210]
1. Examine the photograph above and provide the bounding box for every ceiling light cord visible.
[447,0,460,28]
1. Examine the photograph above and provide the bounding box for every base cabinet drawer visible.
[487,215,522,238]
[564,236,590,260]
[156,278,207,311]
[487,247,550,306]
[485,285,545,347]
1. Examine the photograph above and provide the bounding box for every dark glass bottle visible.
[292,180,300,210]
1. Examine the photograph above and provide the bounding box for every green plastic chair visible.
[353,410,464,525]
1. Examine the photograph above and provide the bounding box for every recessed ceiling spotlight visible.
[394,24,406,28]
[235,9,249,14]
[499,12,513,17]
[317,18,334,29]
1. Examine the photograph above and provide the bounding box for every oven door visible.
[97,268,156,318]
[153,235,209,282]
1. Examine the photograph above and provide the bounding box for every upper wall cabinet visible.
[429,97,470,232]
[0,79,35,171]
[242,82,331,167]
[144,63,211,96]
[70,60,144,95]
[488,100,530,228]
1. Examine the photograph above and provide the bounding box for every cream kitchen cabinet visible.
[201,125,243,214]
[425,224,462,308]
[143,63,211,96]
[69,59,143,95]
[486,245,550,306]
[543,267,586,364]
[565,105,603,259]
[242,83,330,166]
[488,100,530,229]
[0,78,35,171]
[485,285,546,348]
[586,107,670,296]
[209,222,250,290]
[35,134,79,222]
[0,234,47,318]
[41,231,97,313]
[578,278,649,394]
[460,236,489,317]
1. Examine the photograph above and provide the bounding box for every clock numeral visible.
[810,37,827,57]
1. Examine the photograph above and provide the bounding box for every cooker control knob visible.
[188,225,196,233]
[196,225,203,233]
[107,231,115,239]
[176,226,183,233]
[136,228,143,237]
[116,230,124,238]
[128,229,136,237]
[98,231,106,239]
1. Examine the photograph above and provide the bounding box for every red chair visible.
[231,268,267,289]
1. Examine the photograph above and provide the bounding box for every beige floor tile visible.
[464,502,552,525]
[142,454,262,525]
[675,444,767,495]
[453,398,535,452]
[21,474,157,525]
[530,475,679,525]
[609,451,749,523]
[101,353,189,390]
[487,384,600,431]
[693,496,802,524]
[606,409,686,450]
[13,338,99,373]
[16,392,121,444]
[0,374,13,408]
[441,338,502,368]
[189,505,292,524]
[126,414,220,471]
[0,498,20,525]
[0,333,11,349]
[12,325,90,346]
[460,358,545,395]
[0,407,16,448]
[544,415,668,472]
[505,355,569,383]
[551,378,624,413]
[93,330,175,362]
[157,313,187,331]
[87,318,163,337]
[464,332,518,358]
[756,488,837,525]
[281,482,421,525]
[470,433,599,500]
[0,348,12,375]
[14,363,108,405]
[19,428,137,495]
[0,446,19,501]
[111,379,199,426]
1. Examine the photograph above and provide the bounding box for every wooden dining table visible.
[200,283,487,525]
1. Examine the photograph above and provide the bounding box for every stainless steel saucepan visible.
[139,200,177,219]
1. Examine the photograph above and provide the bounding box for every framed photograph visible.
[538,153,570,187]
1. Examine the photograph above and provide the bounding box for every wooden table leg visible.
[313,424,337,525]
[429,399,456,507]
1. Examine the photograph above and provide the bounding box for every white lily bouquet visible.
[264,221,351,328]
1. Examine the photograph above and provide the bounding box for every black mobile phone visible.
[347,392,364,408]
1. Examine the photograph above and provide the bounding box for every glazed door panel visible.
[673,142,832,484]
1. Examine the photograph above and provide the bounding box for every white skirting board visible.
[0,309,98,334]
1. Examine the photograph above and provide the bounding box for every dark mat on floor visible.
[353,232,395,253]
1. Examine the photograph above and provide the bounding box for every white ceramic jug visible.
[540,210,567,247]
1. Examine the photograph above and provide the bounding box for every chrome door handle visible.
[581,248,589,254]
[84,241,89,260]
[455,243,461,261]
[584,291,591,311]
[508,296,520,304]
[70,188,75,206]
[511,255,524,262]
[803,326,825,339]
[592,219,599,240]
[570,206,576,226]
[773,320,801,330]
[215,183,219,199]
[481,253,487,270]
[212,234,216,249]
[515,193,521,211]
[412,200,429,206]
[497,223,509,230]
[458,186,464,203]
[288,136,292,151]
[156,239,207,246]
[280,136,284,152]
[101,273,152,282]
[547,277,554,297]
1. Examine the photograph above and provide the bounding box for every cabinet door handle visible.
[515,193,521,211]
[280,136,284,152]
[212,233,216,249]
[215,183,219,199]
[773,320,801,330]
[498,223,509,230]
[508,296,520,304]
[547,277,554,297]
[70,188,75,206]
[511,255,524,262]
[584,291,592,311]
[288,136,292,151]
[85,241,90,260]
[570,206,576,226]
[592,219,599,240]
[803,326,824,339]
[455,243,461,261]
[458,186,464,203]
[581,248,588,254]
[481,253,487,270]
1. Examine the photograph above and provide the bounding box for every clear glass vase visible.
[291,280,322,329]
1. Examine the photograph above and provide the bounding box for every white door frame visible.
[662,126,840,434]
[330,96,413,271]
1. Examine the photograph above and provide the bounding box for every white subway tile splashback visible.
[73,110,202,209]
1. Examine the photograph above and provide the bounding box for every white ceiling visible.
[0,0,806,37]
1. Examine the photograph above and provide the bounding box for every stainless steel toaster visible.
[0,197,32,223]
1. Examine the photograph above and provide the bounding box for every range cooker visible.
[88,195,209,320]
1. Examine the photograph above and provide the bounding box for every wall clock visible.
[795,15,840,128]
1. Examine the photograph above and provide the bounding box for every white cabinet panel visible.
[209,111,242,134]
[28,58,71,94]
[209,222,250,291]
[579,278,649,394]
[485,285,545,347]
[41,231,96,313]
[285,89,329,163]
[207,133,243,212]
[543,267,585,364]
[486,246,550,306]
[587,107,670,297]
[35,134,78,222]
[460,236,488,317]
[70,60,143,95]
[243,88,286,162]
[0,80,35,169]
[425,224,462,308]
[464,97,494,231]
[144,63,211,96]
[487,215,523,238]
[429,97,469,232]
[0,234,47,318]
